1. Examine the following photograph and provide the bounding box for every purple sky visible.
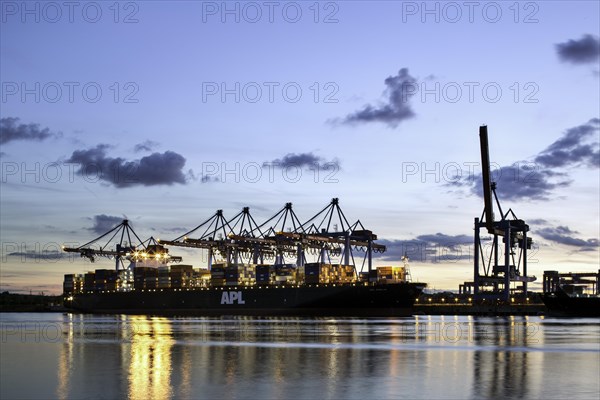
[1,1,599,294]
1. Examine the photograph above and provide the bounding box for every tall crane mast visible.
[479,126,495,234]
[473,126,536,302]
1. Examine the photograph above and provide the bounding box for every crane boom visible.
[479,125,495,233]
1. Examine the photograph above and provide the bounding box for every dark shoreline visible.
[0,292,63,313]
[0,307,69,313]
[0,291,560,316]
[1,304,549,316]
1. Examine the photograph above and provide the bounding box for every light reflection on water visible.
[1,314,598,399]
[126,316,175,400]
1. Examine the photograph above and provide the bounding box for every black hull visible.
[543,291,600,317]
[66,283,424,317]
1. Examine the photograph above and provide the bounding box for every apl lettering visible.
[220,291,246,305]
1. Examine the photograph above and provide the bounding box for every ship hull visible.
[66,283,425,317]
[543,290,600,317]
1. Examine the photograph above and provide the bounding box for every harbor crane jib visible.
[62,219,181,270]
[472,126,536,302]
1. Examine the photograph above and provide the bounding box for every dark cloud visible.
[528,218,549,226]
[536,225,599,250]
[134,140,160,153]
[88,214,123,235]
[556,34,600,64]
[66,144,189,187]
[0,117,59,144]
[200,175,219,183]
[6,250,71,261]
[376,233,474,263]
[534,118,599,168]
[449,119,598,200]
[472,163,570,201]
[339,68,418,128]
[415,233,473,249]
[151,226,189,233]
[266,152,338,169]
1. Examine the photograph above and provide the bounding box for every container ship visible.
[62,199,426,316]
[542,270,600,317]
[63,261,424,316]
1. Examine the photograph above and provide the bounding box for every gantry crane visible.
[160,198,386,277]
[62,219,182,270]
[473,126,536,302]
[63,200,386,276]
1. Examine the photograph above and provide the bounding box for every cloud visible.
[534,118,599,168]
[265,152,339,169]
[556,34,600,64]
[200,175,219,183]
[151,226,189,233]
[528,218,549,226]
[414,233,473,249]
[376,233,474,263]
[449,119,598,200]
[475,163,570,201]
[536,225,599,250]
[0,117,59,144]
[338,68,418,128]
[88,214,123,235]
[134,140,160,153]
[66,144,189,187]
[6,250,71,261]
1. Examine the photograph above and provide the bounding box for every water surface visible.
[1,313,598,399]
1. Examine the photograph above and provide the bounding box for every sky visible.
[1,0,599,294]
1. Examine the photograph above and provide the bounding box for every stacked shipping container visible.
[65,263,408,294]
